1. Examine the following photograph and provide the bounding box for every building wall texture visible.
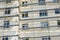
[19,0,60,40]
[0,0,60,40]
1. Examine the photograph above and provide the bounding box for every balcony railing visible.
[0,22,19,28]
[0,0,19,9]
[0,30,18,36]
[20,35,60,40]
[20,31,60,38]
[20,25,60,30]
[20,15,60,20]
[20,3,60,12]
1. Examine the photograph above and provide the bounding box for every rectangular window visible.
[57,20,60,25]
[23,38,29,40]
[22,1,28,6]
[5,8,11,14]
[22,24,28,30]
[22,12,28,18]
[40,10,47,16]
[38,0,45,5]
[53,0,58,3]
[4,21,9,28]
[2,37,8,40]
[6,0,11,3]
[55,9,60,14]
[42,36,50,40]
[41,22,48,27]
[26,38,29,40]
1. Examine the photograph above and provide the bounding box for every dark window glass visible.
[5,8,10,14]
[57,20,60,25]
[22,1,28,6]
[55,9,60,14]
[38,0,45,5]
[2,37,8,40]
[40,10,47,16]
[22,12,28,18]
[6,0,11,3]
[42,37,50,40]
[22,24,28,30]
[26,39,29,40]
[41,22,48,27]
[4,21,9,28]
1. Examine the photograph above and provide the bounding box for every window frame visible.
[5,8,11,15]
[22,1,28,6]
[40,10,47,16]
[38,0,45,5]
[6,0,11,3]
[42,36,50,40]
[2,37,8,40]
[41,22,48,27]
[4,21,10,28]
[22,12,28,18]
[53,0,58,3]
[22,24,28,30]
[55,9,60,14]
[57,20,60,25]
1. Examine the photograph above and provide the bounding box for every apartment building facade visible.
[0,0,19,40]
[19,0,60,40]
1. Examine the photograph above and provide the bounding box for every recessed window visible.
[40,10,47,16]
[42,36,50,40]
[41,22,48,27]
[22,12,28,18]
[55,9,60,14]
[6,0,11,3]
[38,0,45,5]
[4,21,9,28]
[2,37,8,40]
[57,20,60,25]
[5,8,11,14]
[26,38,29,40]
[53,0,58,3]
[22,1,28,6]
[22,24,28,30]
[23,38,29,40]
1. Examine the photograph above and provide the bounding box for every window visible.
[55,9,60,14]
[22,24,28,30]
[22,12,28,18]
[6,0,11,3]
[26,38,29,40]
[22,1,28,6]
[41,22,48,27]
[38,0,45,5]
[23,38,29,40]
[40,10,47,16]
[53,0,58,3]
[57,20,60,25]
[2,37,8,40]
[42,37,50,40]
[4,21,9,28]
[5,8,11,14]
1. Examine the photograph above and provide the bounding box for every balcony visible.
[20,3,60,12]
[0,36,18,40]
[0,0,19,9]
[0,30,18,36]
[0,8,19,18]
[0,21,19,28]
[20,25,60,38]
[0,21,19,36]
[20,29,60,38]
